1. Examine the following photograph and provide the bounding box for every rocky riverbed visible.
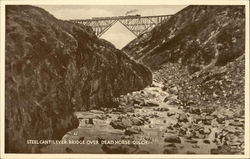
[41,80,244,154]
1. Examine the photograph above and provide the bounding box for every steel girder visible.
[71,15,172,37]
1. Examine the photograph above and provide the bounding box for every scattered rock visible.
[110,119,132,130]
[178,114,188,122]
[203,118,212,125]
[124,106,135,113]
[153,107,169,112]
[134,104,142,109]
[186,151,196,154]
[65,147,73,153]
[199,127,211,134]
[144,101,159,107]
[168,99,181,105]
[229,121,244,127]
[78,137,85,141]
[90,110,104,114]
[192,145,200,148]
[163,97,169,102]
[189,108,201,115]
[78,117,84,120]
[164,134,181,143]
[96,114,109,120]
[185,139,198,144]
[211,148,219,154]
[124,126,142,135]
[167,112,176,117]
[164,143,177,148]
[88,118,94,125]
[133,98,145,106]
[169,86,178,95]
[163,148,178,154]
[165,129,178,134]
[131,118,144,126]
[215,115,226,124]
[203,139,211,144]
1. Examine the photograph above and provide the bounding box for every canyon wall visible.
[5,5,152,152]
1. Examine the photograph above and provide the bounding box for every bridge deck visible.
[70,14,173,37]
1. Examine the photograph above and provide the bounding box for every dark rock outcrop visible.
[5,5,152,153]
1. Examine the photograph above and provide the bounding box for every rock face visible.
[123,5,245,113]
[5,5,152,153]
[123,5,245,73]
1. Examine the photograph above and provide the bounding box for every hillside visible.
[121,5,245,154]
[123,5,245,73]
[123,5,245,111]
[5,5,152,152]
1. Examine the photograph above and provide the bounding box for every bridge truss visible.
[70,15,172,37]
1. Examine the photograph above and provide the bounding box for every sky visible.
[38,5,187,49]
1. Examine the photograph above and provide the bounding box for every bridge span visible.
[70,14,172,37]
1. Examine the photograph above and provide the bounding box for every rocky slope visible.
[42,80,244,154]
[123,5,245,73]
[121,5,245,154]
[123,5,245,112]
[5,5,152,153]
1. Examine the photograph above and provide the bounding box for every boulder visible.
[65,147,73,153]
[134,104,142,109]
[133,98,145,106]
[153,107,169,112]
[216,115,226,124]
[110,119,132,130]
[144,101,159,107]
[203,139,211,144]
[167,112,176,117]
[164,143,177,148]
[164,135,181,143]
[163,147,178,154]
[203,119,212,125]
[199,127,211,134]
[124,126,142,135]
[189,108,201,115]
[78,137,85,141]
[131,118,144,126]
[229,121,244,127]
[169,86,178,95]
[124,106,135,113]
[192,145,200,148]
[178,114,188,122]
[90,110,104,114]
[185,139,198,144]
[88,118,94,125]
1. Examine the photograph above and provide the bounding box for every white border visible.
[0,0,249,158]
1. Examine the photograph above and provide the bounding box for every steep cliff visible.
[123,5,245,73]
[123,6,245,113]
[5,5,152,153]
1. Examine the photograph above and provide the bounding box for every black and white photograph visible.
[0,0,249,158]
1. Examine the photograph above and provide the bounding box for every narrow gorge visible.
[5,5,245,154]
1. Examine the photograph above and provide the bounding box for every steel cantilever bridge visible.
[70,14,172,37]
